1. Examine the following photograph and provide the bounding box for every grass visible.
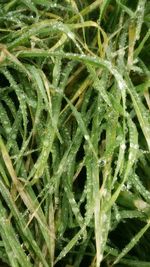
[0,0,150,266]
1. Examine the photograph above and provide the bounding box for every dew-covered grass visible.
[0,0,150,266]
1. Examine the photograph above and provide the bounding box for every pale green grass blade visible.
[113,220,150,265]
[0,200,33,267]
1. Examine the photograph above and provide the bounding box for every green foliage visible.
[0,0,150,266]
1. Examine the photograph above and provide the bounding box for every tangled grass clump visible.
[0,1,150,266]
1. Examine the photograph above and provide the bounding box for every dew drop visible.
[98,158,106,167]
[84,134,89,141]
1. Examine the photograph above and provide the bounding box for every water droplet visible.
[102,214,107,223]
[12,134,16,139]
[6,127,11,133]
[121,143,126,150]
[130,143,138,149]
[84,134,89,141]
[98,159,106,167]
